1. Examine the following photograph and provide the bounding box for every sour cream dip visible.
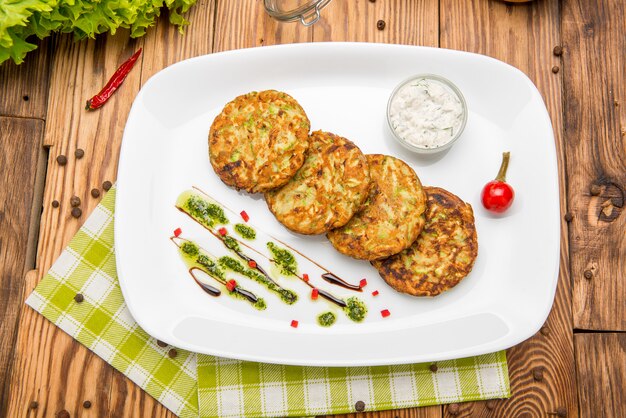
[387,75,467,152]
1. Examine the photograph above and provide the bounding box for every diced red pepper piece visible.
[248,260,257,269]
[311,288,319,300]
[226,279,237,292]
[218,227,227,236]
[381,309,391,318]
[302,273,309,282]
[240,210,250,222]
[359,278,368,288]
[173,228,182,237]
[290,320,299,328]
[372,290,379,297]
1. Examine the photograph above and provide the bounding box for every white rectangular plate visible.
[116,43,559,366]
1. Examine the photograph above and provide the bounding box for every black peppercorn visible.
[83,400,92,409]
[168,348,178,358]
[57,155,68,166]
[429,363,438,372]
[75,149,85,159]
[91,188,101,198]
[354,400,365,412]
[157,340,168,348]
[71,207,82,218]
[52,200,60,208]
[70,196,81,207]
[103,181,113,191]
[377,20,386,30]
[74,293,84,303]
[552,66,559,74]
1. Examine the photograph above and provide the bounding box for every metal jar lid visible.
[263,0,333,26]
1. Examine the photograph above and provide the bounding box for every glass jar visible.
[263,0,333,26]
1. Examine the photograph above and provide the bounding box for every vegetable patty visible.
[265,131,371,235]
[326,154,427,260]
[372,187,478,296]
[209,90,310,193]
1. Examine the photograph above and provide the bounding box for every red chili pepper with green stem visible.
[85,48,142,110]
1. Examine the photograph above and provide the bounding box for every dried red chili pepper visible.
[85,48,142,110]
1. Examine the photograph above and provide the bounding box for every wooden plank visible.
[107,4,219,416]
[5,31,144,417]
[439,1,578,417]
[141,0,216,84]
[575,333,626,417]
[314,1,439,417]
[563,0,626,331]
[0,38,51,119]
[213,0,312,51]
[0,118,44,416]
[313,0,438,46]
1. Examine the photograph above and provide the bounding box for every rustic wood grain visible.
[0,118,44,416]
[213,0,312,51]
[439,0,578,417]
[5,31,144,417]
[0,38,51,119]
[575,333,626,417]
[314,0,438,46]
[109,3,220,416]
[141,0,216,84]
[314,1,439,417]
[562,0,626,331]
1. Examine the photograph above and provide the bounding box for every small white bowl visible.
[387,74,468,154]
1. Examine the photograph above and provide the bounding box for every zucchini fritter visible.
[209,90,310,193]
[372,187,478,297]
[327,154,427,260]
[265,131,371,235]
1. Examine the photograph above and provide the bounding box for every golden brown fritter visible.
[372,187,478,297]
[326,154,427,260]
[265,131,371,235]
[209,90,310,193]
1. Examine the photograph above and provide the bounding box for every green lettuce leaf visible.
[0,0,197,64]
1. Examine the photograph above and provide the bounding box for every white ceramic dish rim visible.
[115,42,560,367]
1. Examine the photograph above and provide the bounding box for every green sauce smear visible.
[234,223,256,240]
[178,192,228,228]
[223,235,241,252]
[267,242,298,276]
[218,256,297,305]
[344,297,367,322]
[317,312,337,327]
[178,240,265,310]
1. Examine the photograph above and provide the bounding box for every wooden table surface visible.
[1,0,624,417]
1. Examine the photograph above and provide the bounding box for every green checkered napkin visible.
[26,185,510,418]
[26,187,198,418]
[196,352,509,417]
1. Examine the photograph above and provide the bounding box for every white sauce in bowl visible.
[389,77,465,149]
